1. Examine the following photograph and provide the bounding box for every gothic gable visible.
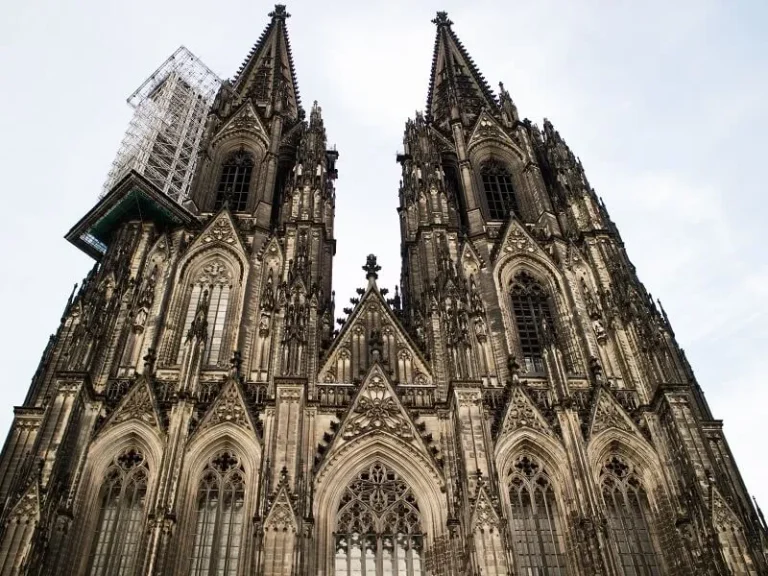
[317,285,432,386]
[185,209,249,262]
[471,485,501,532]
[588,386,641,439]
[491,215,555,266]
[264,484,298,532]
[193,377,258,438]
[499,385,554,439]
[100,377,162,434]
[317,364,438,469]
[467,109,517,152]
[211,100,269,149]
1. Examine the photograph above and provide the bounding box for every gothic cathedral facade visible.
[0,6,765,576]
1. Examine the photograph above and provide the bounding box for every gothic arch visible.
[495,428,573,501]
[163,249,247,367]
[173,423,262,575]
[588,431,671,574]
[314,436,447,575]
[198,129,268,212]
[70,421,163,575]
[495,433,571,575]
[494,255,584,374]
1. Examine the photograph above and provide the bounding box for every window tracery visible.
[510,272,554,373]
[214,150,255,212]
[480,159,518,220]
[600,456,661,576]
[190,451,246,576]
[88,449,149,576]
[334,463,424,576]
[507,455,566,575]
[178,260,232,366]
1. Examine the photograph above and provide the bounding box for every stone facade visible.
[0,6,766,576]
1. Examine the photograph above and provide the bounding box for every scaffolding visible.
[102,46,221,202]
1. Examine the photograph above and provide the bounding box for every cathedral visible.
[0,5,766,575]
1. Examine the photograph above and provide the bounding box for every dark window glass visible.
[190,452,245,576]
[481,160,518,220]
[510,272,554,373]
[214,150,254,212]
[601,456,661,576]
[88,449,148,576]
[507,455,566,575]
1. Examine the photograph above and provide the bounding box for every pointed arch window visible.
[507,455,566,575]
[481,159,519,220]
[88,449,149,576]
[190,452,246,576]
[510,272,554,373]
[600,456,661,576]
[214,150,255,212]
[177,260,232,366]
[334,462,424,576]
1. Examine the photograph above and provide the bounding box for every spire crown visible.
[269,4,290,20]
[432,11,453,27]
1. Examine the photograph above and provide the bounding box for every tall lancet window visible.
[480,159,519,220]
[214,150,255,212]
[510,271,554,373]
[334,463,424,576]
[507,455,566,575]
[88,449,149,576]
[177,260,232,366]
[190,452,246,576]
[601,456,661,576]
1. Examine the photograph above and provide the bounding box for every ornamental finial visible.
[363,254,381,281]
[269,4,290,20]
[432,11,453,27]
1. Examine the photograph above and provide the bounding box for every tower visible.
[0,6,764,576]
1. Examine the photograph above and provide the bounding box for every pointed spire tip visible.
[432,11,453,27]
[269,4,290,20]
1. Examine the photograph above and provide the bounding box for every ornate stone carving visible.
[343,374,413,440]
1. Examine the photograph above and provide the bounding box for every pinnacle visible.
[269,4,290,20]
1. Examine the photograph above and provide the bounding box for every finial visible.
[269,4,290,19]
[432,11,453,27]
[363,254,381,281]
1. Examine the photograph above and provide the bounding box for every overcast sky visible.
[1,1,766,510]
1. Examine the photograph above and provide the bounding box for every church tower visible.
[0,7,765,576]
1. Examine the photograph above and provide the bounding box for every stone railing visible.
[399,386,436,408]
[316,384,355,407]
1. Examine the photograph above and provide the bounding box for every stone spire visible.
[426,11,498,128]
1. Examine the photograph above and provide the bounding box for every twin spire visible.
[232,7,506,127]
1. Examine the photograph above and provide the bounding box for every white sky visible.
[1,0,766,511]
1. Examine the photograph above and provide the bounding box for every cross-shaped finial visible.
[269,4,290,19]
[363,254,381,280]
[432,11,453,27]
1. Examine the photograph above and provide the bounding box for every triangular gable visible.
[194,378,258,437]
[318,285,432,385]
[499,385,554,438]
[319,364,438,466]
[471,485,501,531]
[588,387,640,438]
[467,109,516,151]
[211,100,269,149]
[187,209,248,258]
[102,377,162,433]
[710,487,743,530]
[264,484,298,532]
[492,215,554,264]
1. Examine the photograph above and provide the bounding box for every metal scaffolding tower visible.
[102,46,221,202]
